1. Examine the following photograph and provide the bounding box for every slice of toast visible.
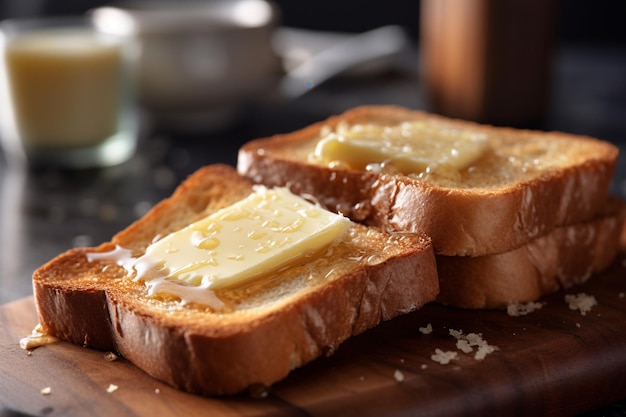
[237,105,618,256]
[436,198,626,309]
[32,164,439,396]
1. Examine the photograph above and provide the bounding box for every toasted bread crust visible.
[33,164,439,395]
[237,106,618,256]
[436,198,626,308]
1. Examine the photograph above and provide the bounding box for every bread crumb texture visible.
[423,326,498,365]
[40,387,51,396]
[106,384,119,393]
[419,323,433,334]
[104,351,118,362]
[394,369,405,382]
[431,349,458,365]
[449,329,498,361]
[565,293,597,316]
[506,301,545,317]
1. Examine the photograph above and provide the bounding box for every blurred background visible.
[0,0,625,298]
[2,0,625,44]
[0,1,625,414]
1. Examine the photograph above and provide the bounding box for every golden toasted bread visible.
[33,164,439,395]
[238,106,618,256]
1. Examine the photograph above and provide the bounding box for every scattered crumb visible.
[619,292,625,299]
[40,387,51,396]
[420,364,428,370]
[419,323,433,335]
[449,329,463,340]
[474,344,497,360]
[449,329,498,360]
[507,301,544,316]
[565,293,597,316]
[154,388,161,394]
[400,358,405,363]
[27,351,33,356]
[431,349,458,365]
[456,339,473,354]
[393,369,405,382]
[359,376,364,382]
[104,352,118,362]
[106,384,118,393]
[576,323,581,328]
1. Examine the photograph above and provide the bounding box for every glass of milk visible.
[0,17,137,169]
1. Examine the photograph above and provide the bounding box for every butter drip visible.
[86,187,351,309]
[310,121,489,178]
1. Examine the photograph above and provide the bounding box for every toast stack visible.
[32,105,623,396]
[238,105,624,308]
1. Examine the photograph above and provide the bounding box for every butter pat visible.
[312,121,488,176]
[135,187,351,293]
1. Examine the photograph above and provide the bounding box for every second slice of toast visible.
[238,106,618,256]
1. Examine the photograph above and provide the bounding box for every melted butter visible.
[310,121,489,178]
[86,187,351,310]
[215,226,402,309]
[20,324,59,350]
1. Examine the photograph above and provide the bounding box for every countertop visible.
[1,43,626,416]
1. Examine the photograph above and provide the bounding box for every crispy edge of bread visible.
[237,105,619,256]
[436,197,626,309]
[32,164,439,395]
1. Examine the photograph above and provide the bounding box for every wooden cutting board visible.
[2,258,626,417]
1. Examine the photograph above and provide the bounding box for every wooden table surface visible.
[2,254,626,417]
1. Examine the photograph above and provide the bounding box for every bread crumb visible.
[449,329,498,360]
[449,329,463,340]
[619,292,625,299]
[421,364,428,370]
[456,339,473,354]
[419,323,433,334]
[155,388,161,394]
[507,301,544,316]
[104,352,118,362]
[431,349,457,365]
[40,387,51,396]
[394,369,405,382]
[565,293,597,316]
[474,343,497,360]
[106,384,118,393]
[576,323,581,328]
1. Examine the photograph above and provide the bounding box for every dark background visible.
[1,0,626,46]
